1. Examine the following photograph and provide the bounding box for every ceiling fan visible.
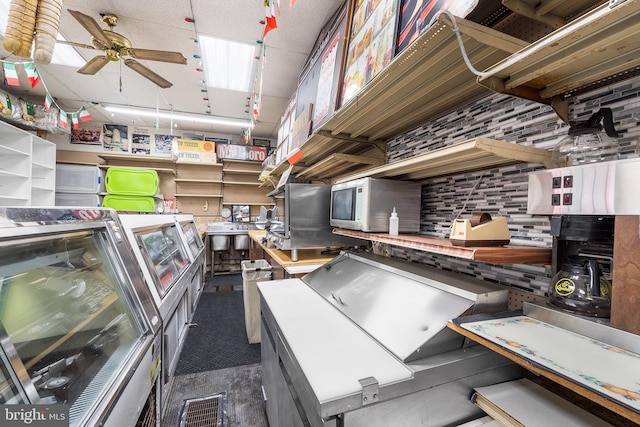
[59,10,187,88]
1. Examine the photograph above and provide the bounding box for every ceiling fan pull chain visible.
[119,60,122,92]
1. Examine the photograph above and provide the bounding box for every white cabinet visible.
[0,121,55,206]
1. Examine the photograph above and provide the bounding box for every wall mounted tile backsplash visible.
[385,78,640,297]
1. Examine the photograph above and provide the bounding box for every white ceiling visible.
[1,0,344,139]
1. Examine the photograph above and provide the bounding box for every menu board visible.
[341,0,399,106]
[313,7,349,130]
[396,0,478,53]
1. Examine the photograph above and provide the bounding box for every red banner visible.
[215,143,267,162]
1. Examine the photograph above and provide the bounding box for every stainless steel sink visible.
[207,222,258,235]
[208,222,258,252]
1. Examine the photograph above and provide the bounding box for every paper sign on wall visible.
[175,138,217,163]
[216,143,267,162]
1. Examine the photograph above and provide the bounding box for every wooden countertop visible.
[333,229,551,265]
[248,230,336,272]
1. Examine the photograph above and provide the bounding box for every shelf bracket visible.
[502,0,566,29]
[316,129,387,154]
[478,76,569,124]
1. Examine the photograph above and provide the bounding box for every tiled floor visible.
[162,364,267,427]
[162,274,267,426]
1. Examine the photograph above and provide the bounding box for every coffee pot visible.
[554,107,621,165]
[549,257,612,317]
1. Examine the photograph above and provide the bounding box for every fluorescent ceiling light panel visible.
[198,35,255,92]
[104,105,254,128]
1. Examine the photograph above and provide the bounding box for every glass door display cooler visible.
[0,207,162,427]
[175,214,205,317]
[118,214,199,409]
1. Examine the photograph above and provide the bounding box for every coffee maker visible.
[528,158,640,317]
[549,215,613,317]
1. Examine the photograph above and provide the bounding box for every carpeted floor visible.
[175,275,261,375]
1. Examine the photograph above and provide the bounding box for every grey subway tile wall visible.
[384,78,640,297]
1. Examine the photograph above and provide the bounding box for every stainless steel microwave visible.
[330,177,422,232]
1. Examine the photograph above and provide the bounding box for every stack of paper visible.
[457,416,502,426]
[472,379,612,426]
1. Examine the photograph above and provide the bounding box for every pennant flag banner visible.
[0,60,93,131]
[23,63,40,88]
[3,62,20,86]
[1,92,12,112]
[59,109,68,129]
[241,127,251,144]
[264,0,278,37]
[22,99,35,118]
[44,92,53,111]
[79,106,92,122]
[71,112,79,129]
[253,44,266,120]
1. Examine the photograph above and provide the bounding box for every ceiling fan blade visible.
[124,59,172,88]
[78,56,111,75]
[68,10,112,46]
[55,40,96,51]
[127,48,187,64]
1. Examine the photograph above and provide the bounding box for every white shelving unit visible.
[0,121,55,206]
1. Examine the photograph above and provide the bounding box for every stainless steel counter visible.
[258,251,522,426]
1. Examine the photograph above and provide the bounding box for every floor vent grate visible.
[178,392,226,427]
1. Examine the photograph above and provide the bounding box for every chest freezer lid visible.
[259,279,413,404]
[302,251,508,362]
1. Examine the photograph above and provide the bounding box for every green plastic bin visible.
[103,195,156,212]
[105,167,159,196]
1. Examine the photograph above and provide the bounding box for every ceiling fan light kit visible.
[64,9,187,88]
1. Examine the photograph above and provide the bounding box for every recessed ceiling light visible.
[198,35,255,92]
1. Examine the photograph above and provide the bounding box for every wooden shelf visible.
[501,0,603,29]
[56,160,99,166]
[223,168,261,175]
[174,194,223,198]
[98,164,176,175]
[176,160,222,167]
[335,137,563,183]
[223,181,261,186]
[333,229,551,264]
[478,0,640,122]
[222,202,275,206]
[98,153,174,163]
[296,153,385,180]
[268,14,528,180]
[174,179,223,184]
